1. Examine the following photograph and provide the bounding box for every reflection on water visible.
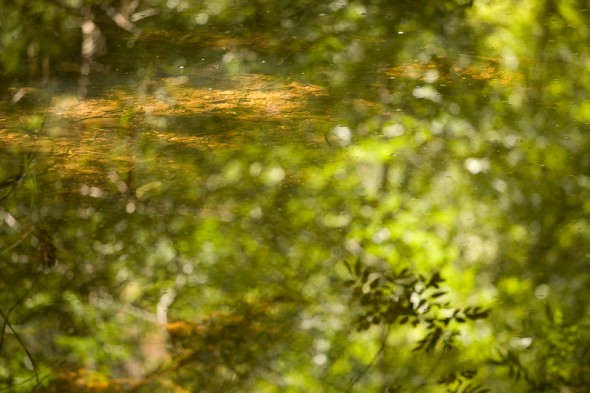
[3,69,333,197]
[1,50,347,391]
[2,1,590,392]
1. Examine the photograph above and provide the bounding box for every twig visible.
[344,327,390,393]
[0,226,35,256]
[0,275,39,351]
[409,350,445,393]
[0,152,37,202]
[0,308,40,387]
[0,276,41,386]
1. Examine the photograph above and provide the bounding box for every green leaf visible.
[464,308,490,320]
[370,277,380,288]
[358,320,371,331]
[354,259,362,276]
[545,303,554,324]
[430,291,447,298]
[361,269,370,283]
[398,268,410,277]
[360,293,371,305]
[353,286,362,297]
[342,259,353,274]
[427,271,444,288]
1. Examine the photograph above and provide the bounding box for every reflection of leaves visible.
[490,349,529,381]
[354,259,362,276]
[439,369,491,393]
[430,290,447,298]
[163,297,298,386]
[545,303,554,324]
[386,384,402,392]
[457,382,490,393]
[414,326,443,353]
[427,271,444,288]
[344,261,490,353]
[0,152,35,202]
[463,307,490,320]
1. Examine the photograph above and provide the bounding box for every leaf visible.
[427,327,443,352]
[360,293,371,305]
[460,369,477,379]
[342,259,353,274]
[354,259,362,276]
[415,327,443,353]
[343,279,357,288]
[384,313,398,323]
[398,268,409,276]
[427,271,445,288]
[370,277,380,289]
[384,273,397,282]
[352,286,362,297]
[413,338,426,352]
[545,303,554,324]
[437,373,457,384]
[358,320,371,331]
[462,382,484,393]
[464,308,490,320]
[430,291,447,298]
[361,269,370,283]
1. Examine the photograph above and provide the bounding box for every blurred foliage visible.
[2,0,590,392]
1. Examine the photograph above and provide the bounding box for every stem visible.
[0,276,41,386]
[344,327,390,393]
[409,350,445,393]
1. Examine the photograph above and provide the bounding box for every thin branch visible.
[0,226,35,256]
[0,308,40,386]
[0,275,39,352]
[344,327,390,393]
[0,152,37,202]
[409,350,445,393]
[0,367,49,392]
[0,276,41,386]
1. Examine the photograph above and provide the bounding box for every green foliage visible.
[2,1,590,392]
[344,261,489,342]
[438,369,490,393]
